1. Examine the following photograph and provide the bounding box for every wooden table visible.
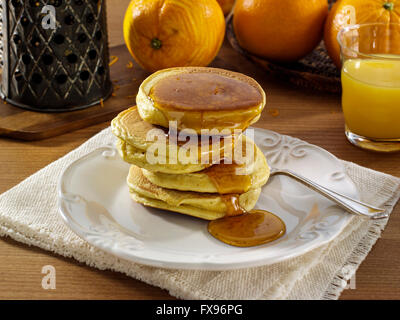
[0,0,399,300]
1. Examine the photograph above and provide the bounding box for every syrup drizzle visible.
[204,164,252,194]
[150,72,263,111]
[205,137,285,247]
[148,71,264,132]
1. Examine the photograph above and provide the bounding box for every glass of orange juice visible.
[338,23,400,152]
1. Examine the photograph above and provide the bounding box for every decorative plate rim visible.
[58,128,358,270]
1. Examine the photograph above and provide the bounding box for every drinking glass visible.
[338,23,400,152]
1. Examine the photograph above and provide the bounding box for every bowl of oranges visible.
[123,0,400,93]
[228,0,400,93]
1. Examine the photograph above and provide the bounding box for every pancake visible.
[127,165,262,220]
[112,106,238,174]
[116,138,209,174]
[136,67,266,133]
[141,137,270,194]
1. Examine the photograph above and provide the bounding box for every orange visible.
[217,0,235,15]
[123,0,225,72]
[324,0,400,68]
[233,0,328,62]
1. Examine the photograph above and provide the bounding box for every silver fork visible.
[269,168,387,219]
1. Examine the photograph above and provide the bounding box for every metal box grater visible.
[0,0,112,112]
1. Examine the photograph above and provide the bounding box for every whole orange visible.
[217,0,236,15]
[233,0,328,62]
[324,0,400,68]
[123,0,225,72]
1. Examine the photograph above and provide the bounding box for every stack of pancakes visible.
[112,67,270,221]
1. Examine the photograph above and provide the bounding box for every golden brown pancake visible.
[127,165,262,220]
[112,106,239,174]
[136,67,266,133]
[141,136,270,194]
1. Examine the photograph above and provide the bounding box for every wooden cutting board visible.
[0,45,151,141]
[0,40,245,141]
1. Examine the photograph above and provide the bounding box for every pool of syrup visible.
[208,209,286,247]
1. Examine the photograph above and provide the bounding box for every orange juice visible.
[341,58,400,139]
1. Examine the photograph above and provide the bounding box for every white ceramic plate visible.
[58,128,358,270]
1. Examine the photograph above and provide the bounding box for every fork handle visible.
[271,169,387,219]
